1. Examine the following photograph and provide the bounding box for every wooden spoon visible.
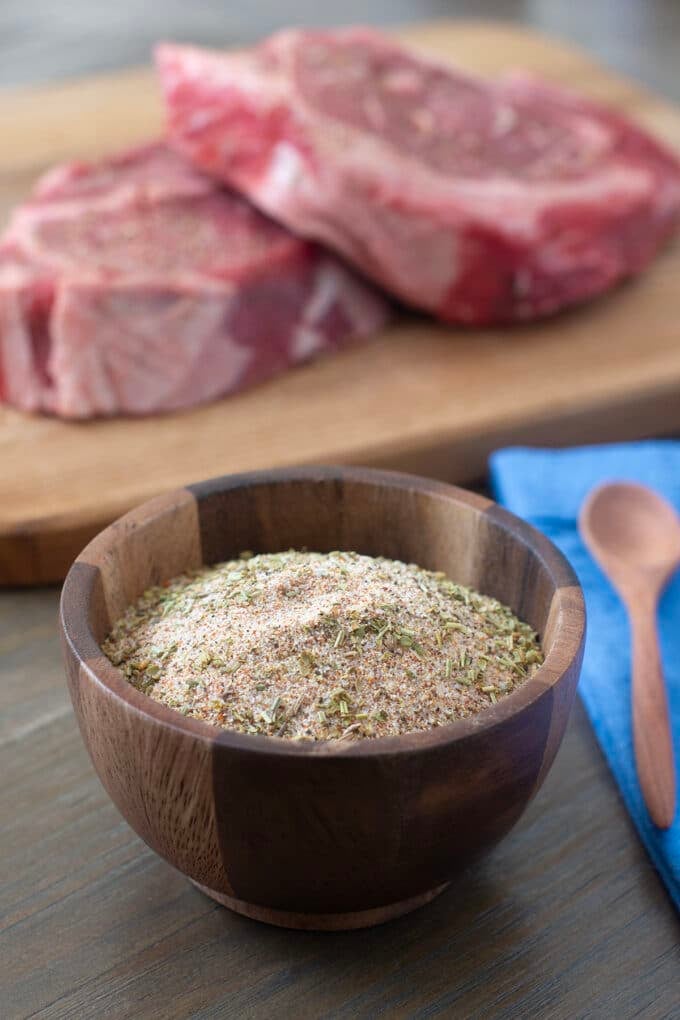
[579,482,680,829]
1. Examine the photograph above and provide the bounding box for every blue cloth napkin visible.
[489,441,680,910]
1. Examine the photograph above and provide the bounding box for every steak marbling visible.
[157,28,680,323]
[0,142,389,417]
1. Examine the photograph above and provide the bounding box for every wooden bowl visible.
[60,467,585,931]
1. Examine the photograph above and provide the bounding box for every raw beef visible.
[0,142,389,417]
[157,29,680,324]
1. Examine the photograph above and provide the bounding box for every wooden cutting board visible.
[2,20,680,586]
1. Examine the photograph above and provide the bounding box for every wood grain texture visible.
[59,467,585,929]
[3,610,680,1016]
[3,18,680,585]
[4,3,680,1013]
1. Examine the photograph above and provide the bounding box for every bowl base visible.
[191,880,450,930]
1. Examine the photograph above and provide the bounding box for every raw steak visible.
[0,142,388,418]
[157,29,680,324]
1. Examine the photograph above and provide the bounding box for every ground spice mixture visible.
[102,550,544,740]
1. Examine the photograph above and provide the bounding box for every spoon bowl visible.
[581,482,680,577]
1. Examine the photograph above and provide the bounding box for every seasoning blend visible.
[103,550,544,740]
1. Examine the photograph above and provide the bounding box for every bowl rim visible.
[60,465,586,759]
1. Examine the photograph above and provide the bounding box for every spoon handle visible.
[629,601,676,829]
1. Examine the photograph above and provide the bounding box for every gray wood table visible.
[2,2,680,1017]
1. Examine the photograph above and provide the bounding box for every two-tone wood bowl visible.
[60,467,585,930]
